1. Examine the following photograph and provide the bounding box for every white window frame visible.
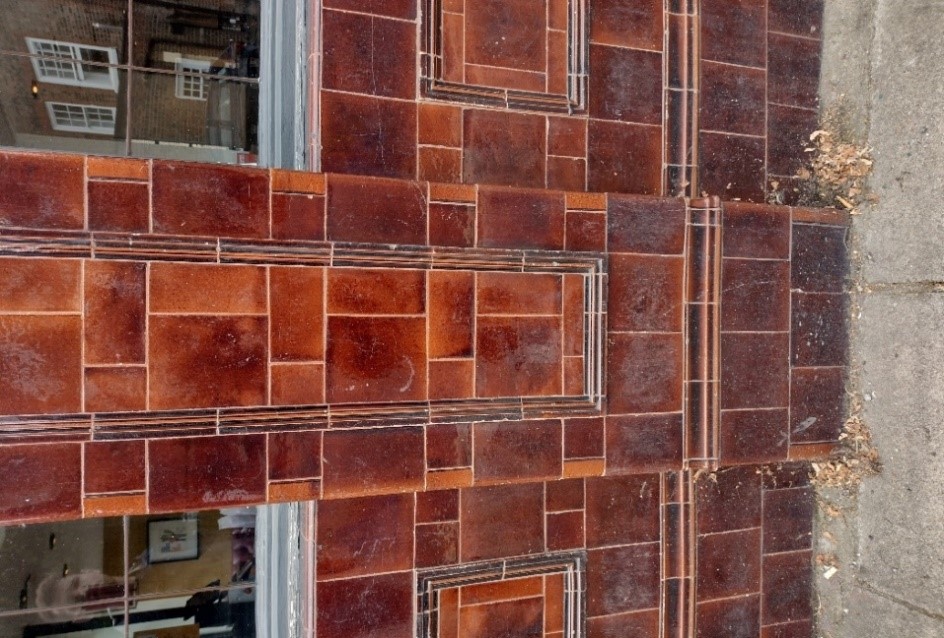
[175,58,213,101]
[26,37,120,92]
[46,102,117,135]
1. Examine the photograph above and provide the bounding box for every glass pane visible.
[0,1,130,63]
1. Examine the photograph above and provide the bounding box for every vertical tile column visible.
[665,0,699,197]
[662,470,695,638]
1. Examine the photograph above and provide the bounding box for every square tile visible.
[0,316,81,415]
[476,316,563,398]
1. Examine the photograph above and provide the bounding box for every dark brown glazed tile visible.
[762,462,812,490]
[84,260,146,365]
[84,366,147,412]
[605,413,684,472]
[429,359,475,400]
[88,181,149,233]
[547,510,584,550]
[587,543,661,616]
[586,475,660,547]
[465,0,546,71]
[476,316,563,397]
[84,440,146,494]
[328,268,425,315]
[697,528,762,599]
[701,0,766,67]
[326,173,426,245]
[590,45,662,125]
[321,92,417,179]
[272,193,325,241]
[473,420,562,483]
[607,333,683,414]
[318,494,414,579]
[419,147,462,183]
[317,572,413,638]
[591,0,663,50]
[477,186,565,250]
[791,367,846,443]
[565,211,606,252]
[322,10,415,99]
[609,254,684,332]
[607,195,687,255]
[720,333,790,409]
[722,202,791,259]
[419,103,462,147]
[149,316,267,410]
[565,417,604,459]
[764,486,814,553]
[460,598,544,638]
[696,465,762,533]
[269,430,321,480]
[696,595,761,638]
[323,0,415,19]
[427,423,472,469]
[791,293,848,367]
[463,109,546,188]
[564,274,584,357]
[148,434,266,512]
[0,151,83,229]
[719,408,789,464]
[700,61,766,136]
[460,483,544,561]
[0,258,79,312]
[768,105,819,177]
[0,444,81,522]
[152,161,269,238]
[87,156,148,180]
[441,10,464,83]
[546,478,584,511]
[769,0,824,37]
[416,522,459,567]
[588,120,663,195]
[322,427,424,497]
[587,609,660,638]
[768,34,822,110]
[792,224,848,293]
[700,132,766,202]
[326,316,426,403]
[150,263,267,315]
[547,156,587,192]
[417,489,459,522]
[0,316,81,415]
[478,272,562,316]
[270,266,325,362]
[721,259,790,332]
[429,203,475,247]
[761,620,813,638]
[548,117,587,157]
[762,551,814,625]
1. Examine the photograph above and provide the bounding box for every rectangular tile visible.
[322,427,425,497]
[721,259,790,332]
[87,156,149,181]
[270,266,325,362]
[477,186,565,250]
[317,572,414,638]
[0,258,80,312]
[0,444,80,522]
[721,333,790,409]
[268,430,321,481]
[609,254,684,332]
[563,276,585,352]
[697,529,762,599]
[586,475,661,547]
[791,293,848,367]
[326,174,427,245]
[607,195,687,255]
[473,420,562,483]
[85,261,146,365]
[723,202,791,259]
[84,366,147,412]
[150,263,267,314]
[477,272,562,316]
[88,181,149,233]
[460,483,544,561]
[0,316,81,414]
[328,268,425,315]
[605,413,684,472]
[463,110,547,189]
[318,494,414,579]
[0,152,84,229]
[587,543,661,615]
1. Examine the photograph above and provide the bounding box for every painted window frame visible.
[45,102,117,135]
[25,37,120,92]
[174,58,213,101]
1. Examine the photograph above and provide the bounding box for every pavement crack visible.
[854,578,944,623]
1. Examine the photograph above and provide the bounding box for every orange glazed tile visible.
[565,191,607,211]
[418,103,462,147]
[429,270,474,358]
[428,359,475,400]
[269,480,321,502]
[87,156,149,180]
[0,316,81,415]
[271,363,325,406]
[427,468,474,490]
[0,151,84,229]
[150,263,267,315]
[563,458,605,478]
[429,182,477,203]
[84,493,146,517]
[564,357,584,395]
[271,169,325,194]
[477,272,562,316]
[84,366,147,412]
[84,260,146,365]
[788,442,836,460]
[270,266,325,362]
[563,274,584,356]
[0,258,80,312]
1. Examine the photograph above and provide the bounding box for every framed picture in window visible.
[147,518,200,563]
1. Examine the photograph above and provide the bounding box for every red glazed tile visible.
[792,224,848,293]
[419,147,462,183]
[0,151,83,229]
[429,203,475,247]
[148,434,266,512]
[149,316,267,410]
[318,494,414,579]
[84,260,146,365]
[565,356,584,395]
[547,510,585,550]
[272,193,325,241]
[150,263,267,315]
[696,595,761,638]
[441,11,464,83]
[700,61,767,136]
[591,0,663,50]
[460,483,544,561]
[791,293,848,367]
[721,259,790,332]
[564,275,584,356]
[321,92,417,179]
[322,427,424,497]
[699,131,766,202]
[701,0,767,67]
[317,572,413,638]
[476,316,563,398]
[590,45,662,125]
[322,0,415,19]
[417,489,459,523]
[328,268,425,315]
[768,33,822,110]
[609,254,684,332]
[605,413,684,472]
[722,202,791,259]
[607,333,683,414]
[477,186,565,250]
[461,575,544,605]
[88,181,149,233]
[478,272,562,316]
[546,478,584,511]
[326,174,426,245]
[720,333,790,409]
[416,522,459,567]
[587,543,661,615]
[427,423,472,469]
[768,105,819,177]
[547,156,587,192]
[586,475,660,547]
[0,444,81,522]
[84,366,147,412]
[463,110,547,188]
[564,417,604,459]
[697,529,762,599]
[84,440,145,494]
[460,598,544,638]
[762,551,813,625]
[465,0,546,71]
[270,266,325,362]
[769,0,823,38]
[764,487,814,553]
[473,420,562,483]
[719,408,790,464]
[548,117,587,157]
[0,316,81,414]
[588,120,663,195]
[607,195,687,255]
[565,211,606,252]
[790,367,846,443]
[419,103,462,147]
[268,430,321,481]
[322,10,416,99]
[152,161,269,238]
[696,465,762,533]
[587,609,660,638]
[326,316,427,403]
[429,359,474,400]
[87,156,148,181]
[0,258,80,312]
